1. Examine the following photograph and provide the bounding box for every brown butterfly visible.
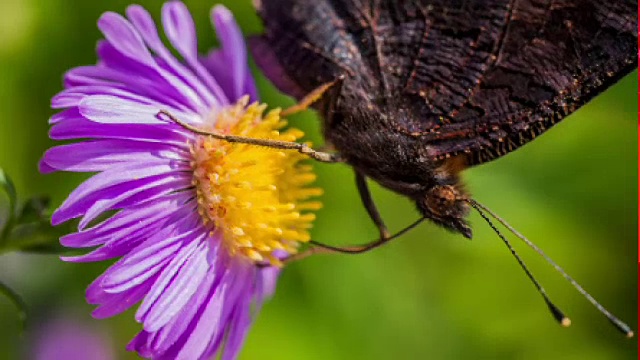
[244,0,638,336]
[163,0,636,336]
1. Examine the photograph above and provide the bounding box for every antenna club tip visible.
[561,317,572,327]
[626,331,634,339]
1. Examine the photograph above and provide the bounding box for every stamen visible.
[191,100,322,266]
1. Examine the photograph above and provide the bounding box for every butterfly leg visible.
[158,110,343,163]
[281,75,345,117]
[280,173,395,265]
[280,236,391,266]
[279,216,424,266]
[355,171,391,240]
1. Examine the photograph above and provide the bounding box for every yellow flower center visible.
[191,97,322,266]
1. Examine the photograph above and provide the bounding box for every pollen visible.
[191,96,322,266]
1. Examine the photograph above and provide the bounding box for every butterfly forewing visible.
[252,0,638,165]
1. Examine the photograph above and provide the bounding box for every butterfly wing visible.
[252,0,512,98]
[252,0,637,165]
[250,0,366,99]
[405,0,638,165]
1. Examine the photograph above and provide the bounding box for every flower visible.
[40,2,321,359]
[32,315,115,360]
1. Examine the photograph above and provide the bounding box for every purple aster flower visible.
[32,316,115,360]
[40,2,321,359]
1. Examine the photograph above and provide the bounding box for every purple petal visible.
[211,6,246,100]
[127,332,153,359]
[148,267,222,353]
[221,295,252,360]
[42,139,188,173]
[49,117,191,146]
[140,237,210,332]
[60,193,191,248]
[49,107,80,124]
[248,35,305,99]
[162,1,197,63]
[98,12,155,67]
[97,213,201,293]
[78,175,189,229]
[97,41,205,112]
[80,95,169,125]
[52,162,188,225]
[135,233,203,326]
[63,225,161,263]
[101,240,181,294]
[257,266,280,301]
[176,261,250,360]
[160,3,231,107]
[38,160,57,174]
[174,278,230,359]
[90,274,156,319]
[55,85,170,110]
[65,59,190,111]
[127,4,224,109]
[64,65,120,88]
[52,92,85,109]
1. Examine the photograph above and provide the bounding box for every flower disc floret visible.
[192,97,322,266]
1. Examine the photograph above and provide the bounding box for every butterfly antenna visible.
[467,199,634,338]
[467,200,571,327]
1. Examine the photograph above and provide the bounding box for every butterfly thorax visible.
[324,90,472,237]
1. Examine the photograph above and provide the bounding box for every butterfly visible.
[245,0,638,335]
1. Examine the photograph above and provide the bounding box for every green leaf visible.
[0,168,17,213]
[0,169,18,244]
[0,281,27,334]
[2,221,69,255]
[17,196,50,224]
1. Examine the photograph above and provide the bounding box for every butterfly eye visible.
[425,185,458,216]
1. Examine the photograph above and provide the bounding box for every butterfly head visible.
[416,185,472,238]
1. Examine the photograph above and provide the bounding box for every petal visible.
[52,92,84,109]
[162,1,197,63]
[52,162,187,225]
[64,65,120,88]
[98,12,155,67]
[248,35,305,99]
[42,139,188,173]
[141,237,210,332]
[60,193,192,248]
[161,2,229,106]
[101,240,180,294]
[257,266,280,301]
[49,117,191,146]
[127,332,153,359]
[135,232,203,325]
[90,274,156,319]
[79,95,168,125]
[174,278,230,360]
[49,107,80,124]
[127,4,224,109]
[98,212,201,293]
[221,294,252,360]
[63,224,160,263]
[78,175,189,229]
[97,40,205,112]
[55,85,169,109]
[210,5,254,101]
[176,260,251,360]
[38,159,57,174]
[65,59,189,111]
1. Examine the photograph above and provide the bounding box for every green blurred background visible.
[0,0,636,359]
